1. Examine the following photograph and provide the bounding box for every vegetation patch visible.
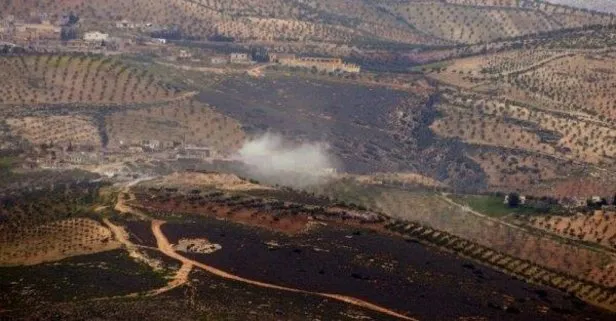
[449,194,545,217]
[0,54,181,107]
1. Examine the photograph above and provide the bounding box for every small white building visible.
[176,145,213,160]
[591,196,603,203]
[84,31,109,42]
[178,49,192,59]
[503,194,526,205]
[152,38,166,44]
[210,56,228,65]
[230,52,251,64]
[142,140,161,150]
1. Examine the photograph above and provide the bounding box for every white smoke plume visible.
[235,133,337,187]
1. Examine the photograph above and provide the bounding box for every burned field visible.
[0,250,166,310]
[5,268,402,321]
[3,173,616,320]
[160,216,612,321]
[122,219,159,248]
[198,75,485,190]
[185,270,402,321]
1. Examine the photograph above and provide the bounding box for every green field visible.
[0,156,16,172]
[409,61,451,73]
[449,194,540,218]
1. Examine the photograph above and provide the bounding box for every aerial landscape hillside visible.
[1,0,616,320]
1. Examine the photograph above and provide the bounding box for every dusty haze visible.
[236,133,337,187]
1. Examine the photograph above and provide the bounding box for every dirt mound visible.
[174,238,221,254]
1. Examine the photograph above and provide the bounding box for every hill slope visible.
[3,0,614,46]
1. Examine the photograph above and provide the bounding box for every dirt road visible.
[110,178,418,320]
[103,217,192,296]
[114,177,155,219]
[151,220,418,321]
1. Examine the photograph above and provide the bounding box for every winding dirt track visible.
[99,218,192,299]
[151,220,418,321]
[111,179,417,320]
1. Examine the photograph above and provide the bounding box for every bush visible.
[507,193,521,208]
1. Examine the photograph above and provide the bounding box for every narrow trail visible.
[102,217,193,296]
[438,193,525,231]
[151,220,418,321]
[114,177,154,220]
[109,178,418,320]
[148,262,193,296]
[102,218,162,271]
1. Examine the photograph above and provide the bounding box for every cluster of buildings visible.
[115,20,154,30]
[83,31,109,42]
[209,51,360,73]
[270,54,360,73]
[1,14,361,74]
[502,193,616,210]
[117,139,217,161]
[33,142,102,168]
[0,19,61,42]
[210,52,254,65]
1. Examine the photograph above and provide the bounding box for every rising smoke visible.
[235,133,337,187]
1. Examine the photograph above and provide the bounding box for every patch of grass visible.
[450,194,539,218]
[0,156,17,172]
[409,61,451,73]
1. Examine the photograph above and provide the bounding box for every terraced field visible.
[105,99,245,152]
[385,219,616,310]
[391,0,614,44]
[419,44,616,193]
[5,115,101,148]
[527,210,616,249]
[429,91,616,189]
[0,218,119,266]
[4,0,614,47]
[468,149,564,189]
[509,53,616,122]
[0,55,179,106]
[2,0,431,45]
[313,179,616,308]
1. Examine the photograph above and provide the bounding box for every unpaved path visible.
[103,218,161,269]
[110,176,194,295]
[438,193,525,231]
[103,217,193,296]
[114,177,154,219]
[148,262,193,296]
[151,220,418,321]
[111,178,418,319]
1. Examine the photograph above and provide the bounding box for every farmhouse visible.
[503,194,527,205]
[84,31,109,42]
[64,151,100,164]
[115,20,133,29]
[139,140,178,150]
[230,52,252,64]
[1,21,61,41]
[176,145,213,160]
[210,56,228,65]
[272,54,360,73]
[178,50,192,59]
